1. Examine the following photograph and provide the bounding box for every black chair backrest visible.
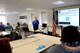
[42,23,47,28]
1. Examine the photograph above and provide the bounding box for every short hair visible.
[7,23,10,25]
[61,26,80,43]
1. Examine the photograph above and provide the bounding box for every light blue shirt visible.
[5,26,13,30]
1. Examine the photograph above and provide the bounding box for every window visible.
[41,12,47,23]
[0,16,7,24]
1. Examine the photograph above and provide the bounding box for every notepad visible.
[36,45,46,51]
[28,35,36,38]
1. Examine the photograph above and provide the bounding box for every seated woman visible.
[22,23,29,32]
[0,38,12,53]
[46,26,80,53]
[5,23,13,31]
[21,23,29,38]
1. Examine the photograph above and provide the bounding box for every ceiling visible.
[0,0,80,14]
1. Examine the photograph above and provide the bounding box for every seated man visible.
[0,22,5,31]
[5,23,13,31]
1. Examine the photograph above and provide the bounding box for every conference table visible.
[10,33,61,53]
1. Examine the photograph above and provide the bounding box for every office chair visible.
[42,23,48,34]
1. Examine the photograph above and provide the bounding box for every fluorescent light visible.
[52,1,65,5]
[26,8,33,10]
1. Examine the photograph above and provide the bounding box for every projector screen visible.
[58,8,79,26]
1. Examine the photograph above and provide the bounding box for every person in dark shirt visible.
[32,17,39,31]
[46,26,80,53]
[0,22,5,31]
[0,22,5,28]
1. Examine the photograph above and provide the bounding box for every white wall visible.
[4,5,80,36]
[5,9,61,36]
[0,15,7,25]
[5,9,62,36]
[41,12,47,23]
[6,14,19,29]
[19,10,53,31]
[47,10,53,32]
[19,12,34,31]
